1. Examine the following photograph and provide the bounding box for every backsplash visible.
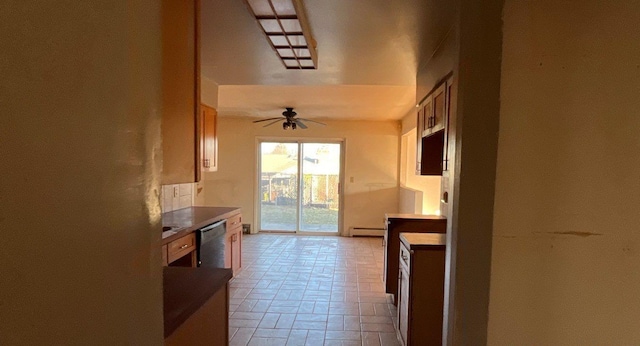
[162,183,195,213]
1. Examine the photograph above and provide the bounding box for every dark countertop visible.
[162,206,241,245]
[163,266,232,338]
[400,232,447,250]
[385,213,447,220]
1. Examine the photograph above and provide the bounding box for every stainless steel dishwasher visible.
[195,219,226,268]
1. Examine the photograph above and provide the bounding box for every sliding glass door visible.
[258,140,342,234]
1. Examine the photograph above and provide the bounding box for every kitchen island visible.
[163,266,232,344]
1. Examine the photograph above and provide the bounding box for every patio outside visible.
[260,143,340,232]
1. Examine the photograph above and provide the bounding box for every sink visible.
[162,226,183,239]
[162,231,177,239]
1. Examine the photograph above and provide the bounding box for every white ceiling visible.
[201,0,454,121]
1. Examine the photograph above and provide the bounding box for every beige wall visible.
[202,117,399,234]
[0,1,163,344]
[399,125,442,215]
[201,76,219,109]
[488,1,640,344]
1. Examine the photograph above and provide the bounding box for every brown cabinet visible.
[161,0,201,184]
[166,233,197,267]
[416,75,455,176]
[384,214,447,305]
[201,104,217,172]
[225,213,242,276]
[397,233,446,346]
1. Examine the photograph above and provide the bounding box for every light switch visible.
[350,177,354,183]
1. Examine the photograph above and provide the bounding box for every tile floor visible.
[229,234,400,346]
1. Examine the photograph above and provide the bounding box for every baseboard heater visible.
[350,227,385,237]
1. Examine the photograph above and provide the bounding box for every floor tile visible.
[228,234,400,345]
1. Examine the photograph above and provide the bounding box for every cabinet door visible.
[415,107,424,174]
[431,83,446,133]
[201,104,217,172]
[398,267,410,345]
[422,96,433,136]
[224,232,233,269]
[443,76,455,172]
[161,0,201,184]
[231,229,242,274]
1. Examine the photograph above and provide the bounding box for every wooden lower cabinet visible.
[166,233,197,267]
[397,233,446,346]
[384,214,446,305]
[224,213,243,276]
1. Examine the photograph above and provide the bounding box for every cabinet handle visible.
[401,254,408,261]
[179,244,188,249]
[441,191,449,204]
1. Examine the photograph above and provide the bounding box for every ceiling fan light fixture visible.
[244,0,318,70]
[253,107,325,130]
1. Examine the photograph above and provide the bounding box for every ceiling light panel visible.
[244,0,318,70]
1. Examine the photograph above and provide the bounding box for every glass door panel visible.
[259,142,299,232]
[300,143,340,233]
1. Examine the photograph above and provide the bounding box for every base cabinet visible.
[384,214,446,305]
[225,213,243,276]
[397,233,446,346]
[166,233,197,267]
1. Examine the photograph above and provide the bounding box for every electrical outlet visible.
[173,186,179,198]
[350,177,354,183]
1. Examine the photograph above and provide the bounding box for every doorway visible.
[257,140,343,234]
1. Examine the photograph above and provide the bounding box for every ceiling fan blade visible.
[253,117,282,123]
[297,118,326,126]
[263,119,283,127]
[294,119,308,129]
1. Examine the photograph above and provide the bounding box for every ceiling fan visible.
[252,108,326,130]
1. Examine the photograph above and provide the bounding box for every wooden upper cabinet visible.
[443,76,455,173]
[161,0,201,184]
[421,96,433,137]
[201,104,218,172]
[416,75,454,176]
[431,84,446,133]
[415,106,424,174]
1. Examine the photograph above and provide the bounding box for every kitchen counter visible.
[163,266,232,339]
[400,232,447,249]
[385,213,447,220]
[162,206,241,245]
